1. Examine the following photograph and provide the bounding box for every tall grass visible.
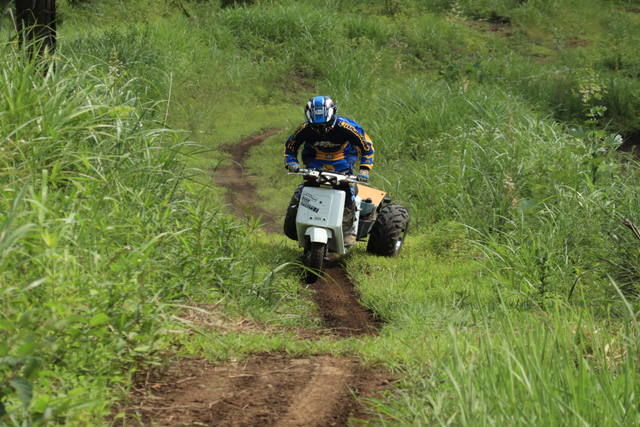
[411,304,640,426]
[334,76,640,305]
[0,36,296,423]
[349,234,640,425]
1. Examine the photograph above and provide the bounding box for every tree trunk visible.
[14,0,56,56]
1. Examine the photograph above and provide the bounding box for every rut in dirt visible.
[215,129,381,337]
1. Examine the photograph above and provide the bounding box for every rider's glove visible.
[357,169,369,183]
[287,163,300,173]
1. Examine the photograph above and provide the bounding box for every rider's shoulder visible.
[336,116,365,136]
[290,122,312,137]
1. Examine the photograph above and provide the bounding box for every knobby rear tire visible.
[284,207,298,241]
[366,204,410,256]
[304,242,326,283]
[284,187,302,241]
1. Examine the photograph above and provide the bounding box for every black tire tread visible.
[284,205,298,240]
[284,186,303,241]
[366,204,409,256]
[305,242,325,283]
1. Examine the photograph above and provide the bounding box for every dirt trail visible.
[121,354,390,426]
[217,129,380,337]
[311,259,380,337]
[214,129,281,233]
[119,130,389,426]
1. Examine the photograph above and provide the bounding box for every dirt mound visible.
[119,354,391,426]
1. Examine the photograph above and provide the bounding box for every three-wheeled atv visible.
[284,168,409,283]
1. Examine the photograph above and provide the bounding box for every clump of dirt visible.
[117,353,392,426]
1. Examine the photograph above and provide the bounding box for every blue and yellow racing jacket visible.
[284,116,375,174]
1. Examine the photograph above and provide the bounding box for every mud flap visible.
[305,227,332,244]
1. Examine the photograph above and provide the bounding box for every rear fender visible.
[305,227,331,244]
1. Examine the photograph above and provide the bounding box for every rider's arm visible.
[359,132,375,171]
[283,124,306,168]
[337,121,375,171]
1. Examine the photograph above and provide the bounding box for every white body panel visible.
[296,187,347,254]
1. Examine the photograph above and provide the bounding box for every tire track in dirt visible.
[311,259,381,337]
[117,130,390,426]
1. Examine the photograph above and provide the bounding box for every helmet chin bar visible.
[309,120,335,134]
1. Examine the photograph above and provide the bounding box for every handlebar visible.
[288,168,360,185]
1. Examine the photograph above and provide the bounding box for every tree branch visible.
[622,219,640,241]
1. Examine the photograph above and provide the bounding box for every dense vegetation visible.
[2,0,640,424]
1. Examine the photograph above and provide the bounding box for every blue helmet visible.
[305,96,337,132]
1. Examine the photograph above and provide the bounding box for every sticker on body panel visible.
[300,195,320,213]
[299,192,331,223]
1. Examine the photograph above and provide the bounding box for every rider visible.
[284,95,375,246]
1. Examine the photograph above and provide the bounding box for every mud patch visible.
[214,129,282,233]
[118,354,391,426]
